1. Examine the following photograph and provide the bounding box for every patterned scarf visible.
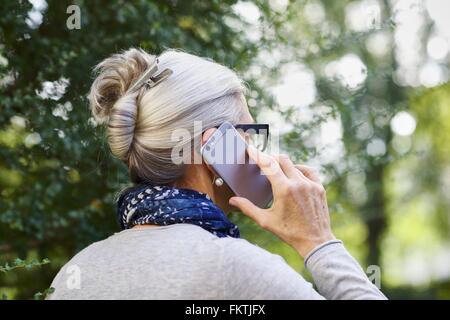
[116,184,240,238]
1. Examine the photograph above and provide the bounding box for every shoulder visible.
[214,237,317,299]
[216,236,287,264]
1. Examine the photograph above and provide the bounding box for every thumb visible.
[229,196,266,225]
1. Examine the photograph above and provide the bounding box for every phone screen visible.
[201,122,273,208]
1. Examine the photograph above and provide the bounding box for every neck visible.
[174,164,214,199]
[173,164,231,213]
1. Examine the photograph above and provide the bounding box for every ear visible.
[202,127,217,146]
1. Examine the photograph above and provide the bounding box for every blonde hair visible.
[88,48,246,184]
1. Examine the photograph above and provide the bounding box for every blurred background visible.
[0,0,449,299]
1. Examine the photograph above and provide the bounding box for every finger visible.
[295,164,321,183]
[247,145,287,186]
[229,197,267,227]
[274,154,305,180]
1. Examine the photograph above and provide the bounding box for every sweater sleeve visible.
[304,240,387,300]
[222,238,387,300]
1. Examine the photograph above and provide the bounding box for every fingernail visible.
[229,197,237,206]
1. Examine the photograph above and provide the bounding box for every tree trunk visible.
[363,163,387,267]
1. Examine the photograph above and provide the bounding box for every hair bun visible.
[88,48,156,124]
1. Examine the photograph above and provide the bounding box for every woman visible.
[48,48,386,299]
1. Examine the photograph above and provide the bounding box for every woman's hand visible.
[229,146,336,258]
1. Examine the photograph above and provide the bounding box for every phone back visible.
[202,122,273,208]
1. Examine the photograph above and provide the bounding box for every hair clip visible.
[144,68,173,89]
[128,58,173,92]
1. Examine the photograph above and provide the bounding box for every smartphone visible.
[201,121,273,208]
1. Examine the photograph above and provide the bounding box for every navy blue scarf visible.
[116,184,240,238]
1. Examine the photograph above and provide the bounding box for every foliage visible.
[0,258,51,299]
[0,257,50,274]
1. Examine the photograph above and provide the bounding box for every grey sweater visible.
[48,223,386,300]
